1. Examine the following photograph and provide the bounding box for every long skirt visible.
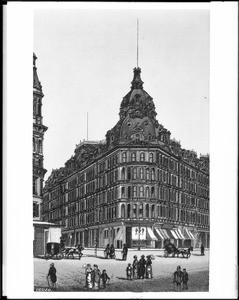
[146,265,152,279]
[133,267,138,279]
[86,273,93,289]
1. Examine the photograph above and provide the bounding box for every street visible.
[34,248,209,292]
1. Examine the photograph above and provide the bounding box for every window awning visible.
[146,227,158,241]
[155,228,164,240]
[175,228,185,239]
[46,227,61,243]
[114,228,123,240]
[187,229,196,239]
[170,230,179,239]
[184,229,195,239]
[162,229,171,239]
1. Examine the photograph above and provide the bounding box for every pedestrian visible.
[109,244,115,259]
[92,264,101,290]
[173,265,183,291]
[200,244,205,256]
[85,263,93,290]
[122,243,128,261]
[182,268,189,290]
[104,244,110,259]
[132,255,139,279]
[46,263,57,289]
[145,255,153,279]
[101,269,110,289]
[126,263,133,280]
[138,255,146,279]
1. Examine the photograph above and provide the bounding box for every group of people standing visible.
[126,255,153,280]
[84,264,110,290]
[173,265,189,291]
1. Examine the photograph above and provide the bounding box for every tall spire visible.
[137,18,139,68]
[131,67,144,90]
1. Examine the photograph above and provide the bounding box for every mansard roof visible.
[43,67,209,191]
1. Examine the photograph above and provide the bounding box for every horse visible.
[177,246,193,258]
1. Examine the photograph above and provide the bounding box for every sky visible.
[34,9,210,178]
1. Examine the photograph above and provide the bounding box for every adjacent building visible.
[33,53,61,256]
[42,67,210,249]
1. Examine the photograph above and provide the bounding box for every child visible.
[182,268,189,290]
[126,263,133,280]
[47,263,57,289]
[101,269,110,289]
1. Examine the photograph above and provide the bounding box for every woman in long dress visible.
[85,264,93,290]
[92,264,101,290]
[132,255,139,279]
[145,255,153,279]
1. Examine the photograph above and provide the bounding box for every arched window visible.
[140,152,145,162]
[127,204,131,218]
[145,204,149,218]
[133,204,137,217]
[145,186,150,198]
[122,152,127,162]
[140,168,144,180]
[127,167,131,180]
[133,167,137,180]
[121,187,125,197]
[39,140,42,154]
[121,204,125,218]
[151,205,155,218]
[157,205,160,217]
[139,204,143,217]
[149,153,154,163]
[146,168,150,180]
[151,168,155,180]
[33,137,36,152]
[133,186,137,197]
[131,152,136,162]
[121,167,125,180]
[139,186,144,197]
[128,186,131,198]
[151,187,155,197]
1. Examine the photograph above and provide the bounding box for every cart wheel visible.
[45,253,50,260]
[57,253,63,260]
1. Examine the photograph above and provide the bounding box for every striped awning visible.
[184,229,195,239]
[175,228,185,239]
[147,228,158,241]
[170,230,179,239]
[162,229,171,239]
[155,228,164,240]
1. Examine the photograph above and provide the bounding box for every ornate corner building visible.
[42,67,210,249]
[33,53,48,220]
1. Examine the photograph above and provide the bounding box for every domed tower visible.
[33,53,48,220]
[106,67,171,148]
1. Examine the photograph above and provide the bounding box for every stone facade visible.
[42,67,210,249]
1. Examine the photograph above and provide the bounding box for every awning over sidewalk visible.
[114,228,123,240]
[175,228,185,239]
[155,228,164,240]
[184,229,196,239]
[146,228,157,241]
[161,229,171,239]
[170,230,179,239]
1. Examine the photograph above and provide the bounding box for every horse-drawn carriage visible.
[63,244,84,259]
[164,243,193,258]
[45,242,64,260]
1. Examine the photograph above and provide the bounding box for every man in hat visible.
[122,243,128,261]
[173,265,183,291]
[47,263,57,289]
[200,244,205,256]
[138,255,146,279]
[182,268,189,290]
